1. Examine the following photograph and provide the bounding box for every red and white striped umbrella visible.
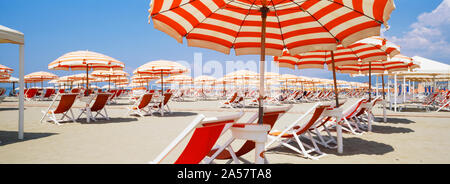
[336,60,409,74]
[92,70,129,91]
[149,0,396,153]
[24,71,58,89]
[0,64,13,75]
[0,73,10,80]
[48,51,124,71]
[274,36,400,69]
[49,50,124,95]
[274,36,400,104]
[150,0,395,56]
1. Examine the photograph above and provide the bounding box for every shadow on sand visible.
[371,125,414,134]
[267,137,394,158]
[0,131,57,146]
[374,117,416,124]
[0,107,24,111]
[76,117,140,124]
[151,111,199,117]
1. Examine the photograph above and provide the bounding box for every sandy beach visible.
[1,96,449,164]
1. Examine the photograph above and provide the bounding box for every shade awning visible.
[0,25,24,45]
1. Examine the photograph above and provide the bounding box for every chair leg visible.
[69,109,76,123]
[40,111,48,124]
[104,108,110,120]
[77,109,86,120]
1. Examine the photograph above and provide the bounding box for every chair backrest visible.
[58,89,65,94]
[161,93,172,105]
[228,92,238,103]
[344,98,366,119]
[221,106,293,158]
[90,93,111,112]
[116,89,123,97]
[71,88,80,93]
[151,112,244,164]
[137,93,153,109]
[0,88,5,96]
[53,94,78,114]
[26,88,38,98]
[293,105,329,136]
[43,89,55,98]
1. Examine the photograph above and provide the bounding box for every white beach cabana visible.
[0,25,25,139]
[388,56,450,111]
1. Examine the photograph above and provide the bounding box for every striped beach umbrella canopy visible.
[0,73,10,80]
[166,74,193,84]
[336,54,416,101]
[132,74,160,89]
[92,70,129,91]
[48,51,124,71]
[49,50,124,95]
[194,75,216,84]
[274,37,400,70]
[275,36,400,105]
[225,70,258,80]
[24,71,58,81]
[134,60,188,105]
[391,54,420,71]
[149,0,396,148]
[0,64,13,75]
[336,60,410,75]
[0,77,18,83]
[24,71,58,89]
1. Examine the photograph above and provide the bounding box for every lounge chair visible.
[151,93,173,116]
[150,112,244,164]
[25,88,38,101]
[0,88,6,96]
[77,93,111,122]
[266,103,330,160]
[40,93,78,125]
[206,105,293,164]
[352,97,382,131]
[220,92,238,108]
[127,93,153,117]
[40,88,56,100]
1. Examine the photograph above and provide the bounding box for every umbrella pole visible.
[369,61,372,102]
[331,51,343,154]
[161,70,164,116]
[86,64,89,96]
[258,5,269,125]
[109,75,111,91]
[382,74,387,122]
[331,51,340,107]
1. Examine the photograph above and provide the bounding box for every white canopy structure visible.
[411,56,450,75]
[0,25,25,139]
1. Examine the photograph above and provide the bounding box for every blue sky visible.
[1,0,449,88]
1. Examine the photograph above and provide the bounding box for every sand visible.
[1,96,450,164]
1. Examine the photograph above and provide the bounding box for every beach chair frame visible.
[40,93,78,125]
[150,112,244,164]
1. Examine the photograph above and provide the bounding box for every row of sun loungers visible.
[151,96,383,164]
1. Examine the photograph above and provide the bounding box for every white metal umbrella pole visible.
[403,75,406,103]
[376,75,379,97]
[394,74,397,112]
[382,74,387,123]
[408,80,411,95]
[388,76,391,110]
[18,44,24,139]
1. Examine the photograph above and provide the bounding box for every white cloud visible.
[386,0,450,60]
